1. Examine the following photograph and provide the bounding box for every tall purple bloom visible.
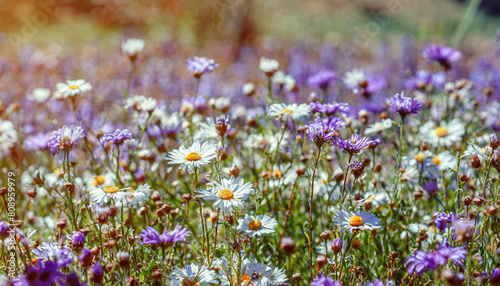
[332,134,372,155]
[434,212,458,232]
[70,231,86,250]
[186,57,218,78]
[140,225,191,247]
[307,70,337,89]
[310,102,350,116]
[306,121,335,147]
[491,268,500,285]
[422,44,462,70]
[405,241,466,275]
[0,221,10,240]
[100,129,133,147]
[310,273,342,286]
[48,126,84,155]
[389,92,423,117]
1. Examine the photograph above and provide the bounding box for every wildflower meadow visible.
[1,1,500,285]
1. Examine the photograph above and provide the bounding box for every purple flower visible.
[24,132,52,151]
[0,221,10,240]
[48,126,85,155]
[422,180,439,195]
[306,121,335,147]
[100,129,133,147]
[389,92,423,117]
[89,263,104,284]
[311,273,342,286]
[332,134,372,155]
[405,70,445,91]
[140,225,191,247]
[405,250,447,275]
[434,212,458,232]
[422,44,462,70]
[331,237,342,254]
[33,243,73,269]
[491,268,500,285]
[310,102,350,116]
[70,231,86,250]
[307,70,337,89]
[405,241,467,275]
[436,241,467,266]
[12,261,64,286]
[78,248,92,267]
[186,57,218,78]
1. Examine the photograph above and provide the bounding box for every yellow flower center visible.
[348,215,364,227]
[102,186,120,193]
[218,189,234,200]
[414,153,425,163]
[181,278,201,286]
[185,152,201,161]
[233,273,251,286]
[282,109,293,114]
[435,126,448,137]
[248,219,262,230]
[432,156,441,165]
[93,175,105,186]
[128,188,136,193]
[68,85,79,90]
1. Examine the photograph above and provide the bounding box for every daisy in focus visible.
[268,103,310,122]
[332,210,381,233]
[89,185,130,206]
[170,264,218,286]
[167,141,217,173]
[55,79,92,98]
[419,118,465,147]
[199,177,254,214]
[123,184,152,207]
[237,215,278,237]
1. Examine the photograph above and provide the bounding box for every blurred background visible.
[0,0,499,55]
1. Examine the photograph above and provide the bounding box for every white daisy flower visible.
[419,118,465,147]
[27,88,51,103]
[259,57,279,76]
[124,95,157,112]
[237,215,278,237]
[124,184,152,207]
[194,117,224,141]
[89,185,130,206]
[429,151,457,171]
[332,210,381,233]
[199,177,254,214]
[167,141,217,173]
[55,79,92,98]
[365,119,393,134]
[0,120,18,156]
[220,258,273,286]
[267,103,310,122]
[342,69,366,87]
[462,144,491,160]
[170,264,218,286]
[122,38,145,60]
[242,83,256,96]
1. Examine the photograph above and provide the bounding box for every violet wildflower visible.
[32,242,73,269]
[434,212,458,232]
[363,280,386,286]
[310,102,350,116]
[0,221,10,240]
[24,132,52,151]
[70,231,86,251]
[350,161,365,178]
[331,237,342,254]
[436,241,467,265]
[405,70,445,91]
[491,268,500,285]
[389,92,423,118]
[99,129,133,147]
[405,241,466,275]
[422,180,439,196]
[332,134,372,155]
[89,263,104,284]
[186,57,218,78]
[306,121,335,147]
[310,273,341,286]
[12,261,64,286]
[78,248,92,267]
[307,70,338,89]
[48,126,85,155]
[140,225,191,247]
[422,44,462,70]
